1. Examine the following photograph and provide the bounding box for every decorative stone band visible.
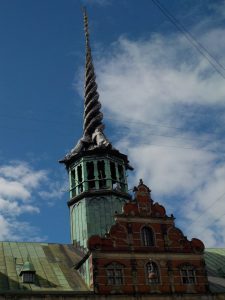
[91,252,205,260]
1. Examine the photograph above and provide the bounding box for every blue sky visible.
[0,0,225,246]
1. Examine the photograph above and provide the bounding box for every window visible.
[19,261,36,284]
[106,263,123,285]
[141,226,154,246]
[146,261,160,284]
[180,265,196,284]
[22,272,35,283]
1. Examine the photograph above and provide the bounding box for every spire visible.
[83,8,104,138]
[60,9,115,163]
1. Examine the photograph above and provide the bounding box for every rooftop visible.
[0,242,88,294]
[205,248,225,293]
[0,241,224,295]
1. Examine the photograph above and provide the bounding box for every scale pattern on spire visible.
[83,9,103,137]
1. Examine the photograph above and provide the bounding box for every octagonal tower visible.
[60,9,132,251]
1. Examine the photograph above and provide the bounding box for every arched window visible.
[141,226,154,246]
[106,263,123,285]
[146,261,160,284]
[180,265,196,284]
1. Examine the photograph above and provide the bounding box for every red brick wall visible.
[87,181,209,295]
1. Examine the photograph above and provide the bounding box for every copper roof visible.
[0,242,89,293]
[205,248,225,293]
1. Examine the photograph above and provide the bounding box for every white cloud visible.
[0,161,63,241]
[3,220,47,242]
[98,34,225,124]
[0,198,39,216]
[0,177,30,200]
[0,215,11,240]
[0,162,48,202]
[0,162,47,189]
[93,22,225,247]
[127,144,216,196]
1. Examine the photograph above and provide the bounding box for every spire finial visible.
[83,7,90,47]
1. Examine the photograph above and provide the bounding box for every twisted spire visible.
[83,8,104,138]
[60,10,132,164]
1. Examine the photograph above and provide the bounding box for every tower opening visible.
[77,165,83,193]
[70,169,76,197]
[87,161,95,189]
[97,160,106,188]
[118,164,125,191]
[110,161,117,185]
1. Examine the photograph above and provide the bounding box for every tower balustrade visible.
[69,156,128,199]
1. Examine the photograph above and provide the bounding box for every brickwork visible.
[86,180,209,295]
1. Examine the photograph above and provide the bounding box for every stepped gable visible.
[123,178,166,217]
[88,179,204,254]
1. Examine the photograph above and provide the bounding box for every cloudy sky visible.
[0,0,225,247]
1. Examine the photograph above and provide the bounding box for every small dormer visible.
[19,261,36,283]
